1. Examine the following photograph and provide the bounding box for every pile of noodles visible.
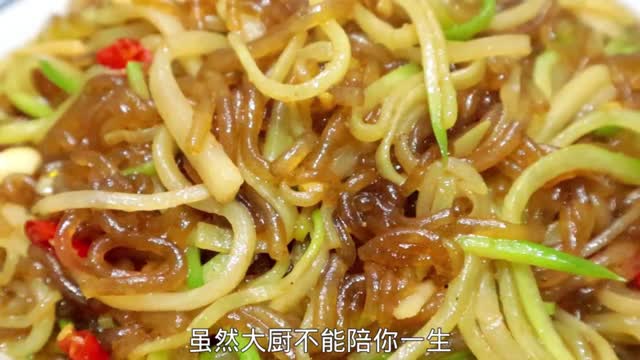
[0,0,640,359]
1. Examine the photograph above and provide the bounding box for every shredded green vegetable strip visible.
[543,302,556,316]
[592,126,620,137]
[7,92,53,118]
[503,144,640,224]
[185,246,204,289]
[551,109,640,146]
[443,0,496,41]
[126,61,150,100]
[605,36,640,56]
[121,161,156,176]
[434,351,475,360]
[147,350,170,360]
[533,50,558,101]
[512,264,574,360]
[235,332,261,360]
[364,63,421,109]
[39,60,83,94]
[457,235,625,281]
[57,319,72,330]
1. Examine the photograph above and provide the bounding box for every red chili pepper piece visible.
[72,236,92,258]
[24,220,57,249]
[630,273,640,289]
[24,219,91,258]
[96,38,152,70]
[59,329,110,360]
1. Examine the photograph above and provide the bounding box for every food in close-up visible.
[1,0,640,359]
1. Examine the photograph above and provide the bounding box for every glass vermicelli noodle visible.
[3,0,640,359]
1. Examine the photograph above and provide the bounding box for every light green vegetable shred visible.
[457,235,625,281]
[126,61,150,100]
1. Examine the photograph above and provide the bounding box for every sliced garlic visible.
[393,280,437,320]
[0,147,42,184]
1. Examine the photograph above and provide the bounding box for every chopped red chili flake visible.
[72,236,92,258]
[24,220,57,249]
[630,273,640,289]
[96,38,152,70]
[24,219,91,258]
[58,328,110,360]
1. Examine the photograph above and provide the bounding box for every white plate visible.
[0,0,638,57]
[0,0,70,56]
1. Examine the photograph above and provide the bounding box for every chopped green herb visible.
[605,36,640,56]
[147,350,170,360]
[533,50,559,101]
[444,0,496,41]
[593,126,621,137]
[544,301,556,316]
[7,92,53,118]
[126,61,150,100]
[121,161,155,176]
[58,319,72,330]
[456,235,625,281]
[364,63,422,109]
[235,332,261,360]
[186,246,205,289]
[39,60,83,94]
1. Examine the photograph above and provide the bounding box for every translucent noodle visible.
[97,201,256,311]
[239,161,297,240]
[103,126,159,145]
[582,201,640,257]
[130,210,328,357]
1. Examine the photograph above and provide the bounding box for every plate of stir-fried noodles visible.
[2,1,640,359]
